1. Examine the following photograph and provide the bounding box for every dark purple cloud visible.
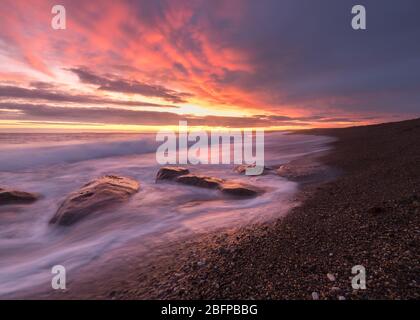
[0,84,178,108]
[69,67,192,104]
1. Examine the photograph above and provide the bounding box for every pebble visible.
[311,292,319,300]
[327,273,336,282]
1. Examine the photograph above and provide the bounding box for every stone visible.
[219,182,262,197]
[157,168,264,198]
[327,273,336,282]
[49,175,139,226]
[175,174,223,189]
[156,167,190,181]
[0,188,39,205]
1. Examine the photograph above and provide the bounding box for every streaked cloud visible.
[0,0,418,131]
[0,102,372,128]
[0,84,178,108]
[69,67,191,103]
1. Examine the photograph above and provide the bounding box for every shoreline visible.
[11,118,420,300]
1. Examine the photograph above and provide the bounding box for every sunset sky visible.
[0,0,419,132]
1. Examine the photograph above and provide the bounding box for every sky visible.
[0,0,419,132]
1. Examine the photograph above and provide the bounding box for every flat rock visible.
[219,182,262,197]
[175,174,224,189]
[49,175,140,226]
[0,188,39,205]
[156,167,190,181]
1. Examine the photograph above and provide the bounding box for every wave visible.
[0,137,158,171]
[0,132,335,297]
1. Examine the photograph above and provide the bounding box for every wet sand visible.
[25,118,420,300]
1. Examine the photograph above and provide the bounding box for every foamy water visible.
[0,132,333,296]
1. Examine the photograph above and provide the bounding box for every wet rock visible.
[0,188,39,205]
[49,175,140,226]
[157,168,264,198]
[175,174,223,189]
[219,182,262,197]
[156,167,190,181]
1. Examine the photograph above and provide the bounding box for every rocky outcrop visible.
[0,188,39,205]
[49,175,140,226]
[156,167,190,181]
[156,167,263,198]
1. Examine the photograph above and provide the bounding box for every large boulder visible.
[175,174,224,189]
[49,175,140,226]
[156,167,190,181]
[0,188,39,205]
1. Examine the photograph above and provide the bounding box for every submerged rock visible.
[49,175,140,226]
[0,188,39,205]
[175,174,224,189]
[156,167,190,181]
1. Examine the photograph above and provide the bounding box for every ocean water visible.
[0,132,334,296]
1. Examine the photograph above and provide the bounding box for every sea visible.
[0,131,334,296]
